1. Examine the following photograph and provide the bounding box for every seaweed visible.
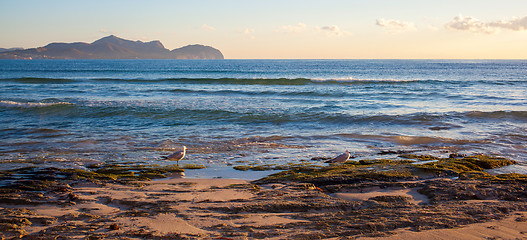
[0,163,187,191]
[182,164,207,169]
[257,155,518,184]
[416,155,517,175]
[494,173,527,181]
[256,159,415,184]
[399,154,439,161]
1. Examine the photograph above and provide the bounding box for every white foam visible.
[311,77,422,83]
[0,100,73,108]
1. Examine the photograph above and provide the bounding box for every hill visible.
[0,48,24,53]
[0,35,224,59]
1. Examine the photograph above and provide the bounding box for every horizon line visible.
[2,58,526,60]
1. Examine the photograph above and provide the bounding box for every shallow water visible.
[1,59,526,178]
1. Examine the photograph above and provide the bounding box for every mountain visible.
[0,48,10,53]
[0,35,224,59]
[0,47,24,53]
[171,44,224,59]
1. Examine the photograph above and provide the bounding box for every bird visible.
[162,146,187,166]
[325,151,351,163]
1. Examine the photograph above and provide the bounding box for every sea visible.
[0,59,526,179]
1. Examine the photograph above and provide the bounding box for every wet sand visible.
[358,211,527,240]
[1,176,526,239]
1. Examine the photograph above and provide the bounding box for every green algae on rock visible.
[257,155,518,185]
[0,163,186,190]
[256,159,416,184]
[415,155,517,174]
[399,154,440,161]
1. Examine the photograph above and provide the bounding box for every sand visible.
[2,177,305,239]
[331,187,430,204]
[359,212,527,240]
[2,176,527,239]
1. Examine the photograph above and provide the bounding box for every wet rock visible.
[378,150,418,155]
[54,184,72,192]
[449,153,466,158]
[109,223,120,230]
[67,192,79,201]
[429,126,451,131]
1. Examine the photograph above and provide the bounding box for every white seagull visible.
[325,151,351,163]
[162,146,187,166]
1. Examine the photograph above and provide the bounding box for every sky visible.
[1,0,527,59]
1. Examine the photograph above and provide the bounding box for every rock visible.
[109,223,120,230]
[449,153,466,158]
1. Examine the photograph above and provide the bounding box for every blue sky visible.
[1,0,527,58]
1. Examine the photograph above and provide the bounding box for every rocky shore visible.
[1,154,526,239]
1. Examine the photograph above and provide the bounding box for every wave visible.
[3,99,525,125]
[2,77,524,87]
[0,77,440,86]
[464,111,527,121]
[235,110,527,125]
[0,100,73,108]
[1,77,77,84]
[164,88,352,98]
[335,133,486,146]
[93,77,369,85]
[0,127,69,139]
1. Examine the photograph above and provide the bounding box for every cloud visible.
[277,23,307,34]
[240,28,255,34]
[316,25,350,36]
[99,28,114,34]
[238,28,255,39]
[445,15,496,34]
[99,28,116,36]
[376,19,416,33]
[277,23,349,37]
[201,24,216,31]
[490,16,527,31]
[445,15,527,34]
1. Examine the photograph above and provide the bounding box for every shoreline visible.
[1,155,527,239]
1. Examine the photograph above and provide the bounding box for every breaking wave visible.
[0,100,73,108]
[0,77,454,86]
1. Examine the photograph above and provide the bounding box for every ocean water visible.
[0,59,526,178]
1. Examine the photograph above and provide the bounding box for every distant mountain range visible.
[0,48,24,53]
[0,35,224,60]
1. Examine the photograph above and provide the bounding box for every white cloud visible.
[242,28,255,35]
[445,15,496,34]
[445,15,527,34]
[277,23,307,34]
[99,28,115,34]
[238,28,255,39]
[201,24,216,31]
[277,23,349,37]
[376,19,416,33]
[490,16,527,31]
[316,25,350,36]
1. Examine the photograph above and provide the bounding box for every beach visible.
[1,155,527,239]
[1,59,526,239]
[2,0,527,236]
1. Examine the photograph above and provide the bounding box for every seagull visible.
[162,146,187,166]
[325,151,351,163]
